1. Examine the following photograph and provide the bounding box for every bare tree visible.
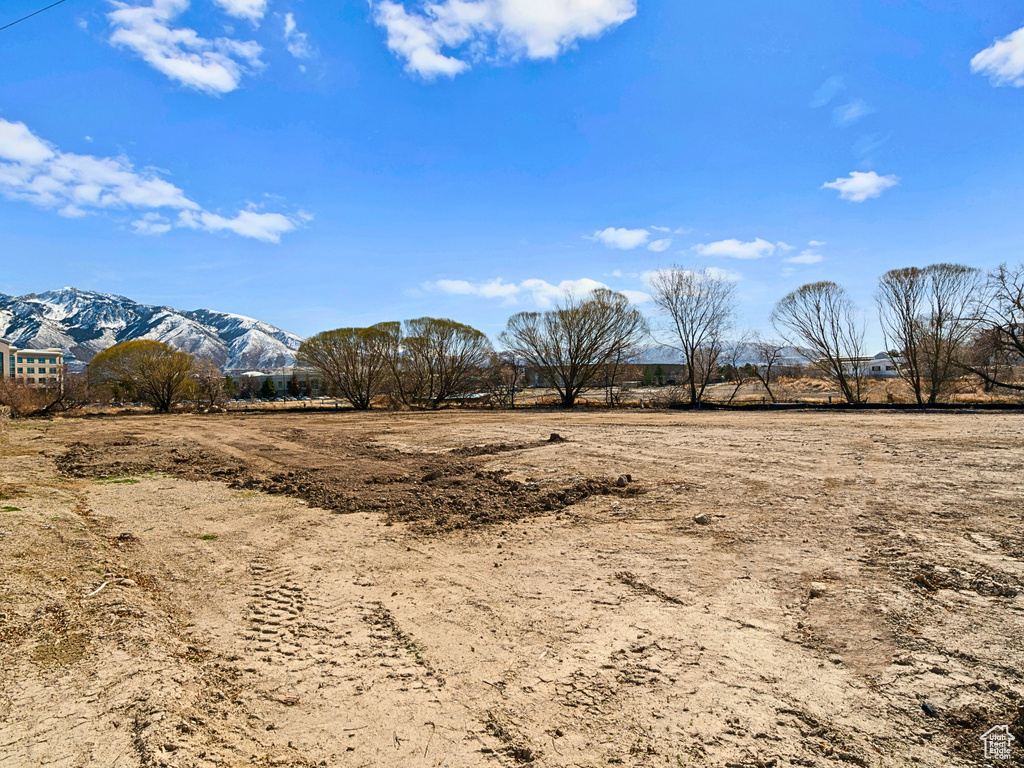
[500,289,648,408]
[601,356,642,407]
[648,267,737,406]
[961,263,1024,392]
[298,324,394,410]
[963,327,1021,392]
[718,334,756,404]
[749,334,788,403]
[191,357,227,409]
[771,281,866,404]
[400,318,493,409]
[876,264,983,404]
[88,340,196,413]
[483,352,523,409]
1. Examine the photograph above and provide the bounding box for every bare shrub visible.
[0,369,85,418]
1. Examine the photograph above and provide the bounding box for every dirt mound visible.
[56,433,642,532]
[448,440,547,457]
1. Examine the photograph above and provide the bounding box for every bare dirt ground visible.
[1,410,1022,768]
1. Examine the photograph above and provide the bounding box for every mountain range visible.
[0,288,303,371]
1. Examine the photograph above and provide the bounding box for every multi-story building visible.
[226,367,322,398]
[0,339,64,386]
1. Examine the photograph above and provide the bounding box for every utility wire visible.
[0,0,71,33]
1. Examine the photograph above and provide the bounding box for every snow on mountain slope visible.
[0,288,303,371]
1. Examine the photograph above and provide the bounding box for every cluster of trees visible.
[3,261,1022,416]
[299,261,1024,410]
[770,262,1024,405]
[298,318,493,409]
[297,290,648,410]
[0,340,240,416]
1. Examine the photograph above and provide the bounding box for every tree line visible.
[296,261,1024,410]
[2,261,1022,415]
[0,340,229,416]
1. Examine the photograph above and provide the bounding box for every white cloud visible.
[0,122,197,218]
[810,75,844,107]
[692,237,776,260]
[178,208,296,243]
[131,212,173,234]
[775,241,795,252]
[833,99,873,126]
[647,238,672,252]
[372,0,637,79]
[430,278,520,299]
[591,226,650,250]
[424,276,648,307]
[0,117,302,241]
[372,2,469,78]
[786,250,823,265]
[822,170,899,202]
[0,120,55,164]
[971,25,1024,87]
[107,0,264,94]
[520,277,610,306]
[619,289,652,304]
[283,12,314,59]
[703,267,742,282]
[212,0,267,23]
[649,225,671,233]
[808,240,826,246]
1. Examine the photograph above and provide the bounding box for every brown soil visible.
[1,410,1022,768]
[55,425,638,532]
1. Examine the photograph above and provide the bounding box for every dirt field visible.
[1,410,1022,768]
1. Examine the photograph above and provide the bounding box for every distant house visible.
[0,338,64,387]
[822,353,900,379]
[866,352,900,378]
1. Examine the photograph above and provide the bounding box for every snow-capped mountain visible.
[0,288,304,371]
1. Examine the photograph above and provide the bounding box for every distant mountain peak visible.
[0,289,304,371]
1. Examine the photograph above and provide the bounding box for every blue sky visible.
[1,0,1024,348]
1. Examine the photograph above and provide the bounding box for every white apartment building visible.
[0,339,64,386]
[227,367,322,397]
